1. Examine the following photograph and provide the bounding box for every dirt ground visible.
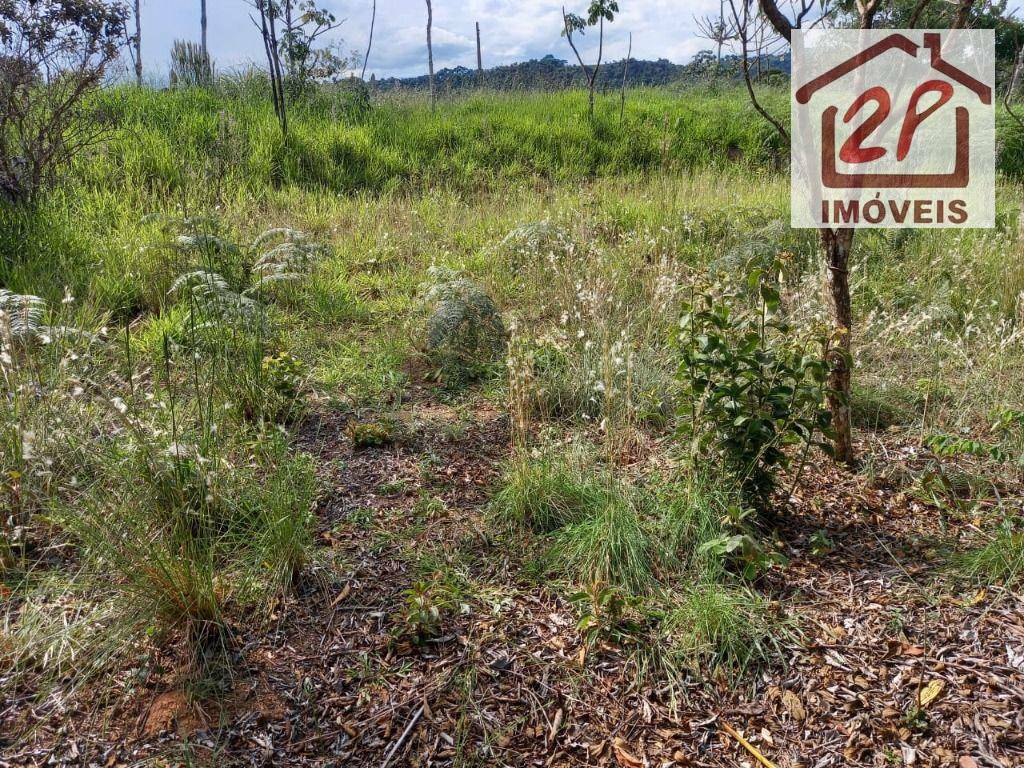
[5,383,1023,768]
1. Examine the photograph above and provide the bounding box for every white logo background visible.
[791,29,995,229]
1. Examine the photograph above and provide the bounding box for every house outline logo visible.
[790,29,995,229]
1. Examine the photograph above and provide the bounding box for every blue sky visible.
[136,1,1024,80]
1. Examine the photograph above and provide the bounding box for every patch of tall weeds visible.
[1,216,323,704]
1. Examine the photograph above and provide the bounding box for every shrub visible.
[419,266,506,383]
[0,0,128,203]
[678,263,832,508]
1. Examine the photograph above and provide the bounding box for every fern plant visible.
[419,266,506,383]
[251,228,327,293]
[166,225,325,330]
[0,290,46,344]
[168,270,262,328]
[498,220,574,264]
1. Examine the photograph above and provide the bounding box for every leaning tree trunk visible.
[821,227,855,465]
[362,0,376,80]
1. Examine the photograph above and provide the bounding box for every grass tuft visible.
[662,583,780,676]
[554,489,654,592]
[490,449,609,533]
[958,523,1024,587]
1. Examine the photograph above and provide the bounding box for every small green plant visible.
[677,263,832,508]
[570,582,645,647]
[261,351,306,402]
[902,705,929,734]
[396,579,454,643]
[808,529,835,556]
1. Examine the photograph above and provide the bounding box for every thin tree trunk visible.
[619,32,631,124]
[952,0,974,29]
[426,0,435,109]
[589,17,604,118]
[821,228,855,465]
[269,11,287,135]
[258,1,288,136]
[284,0,295,78]
[476,22,483,85]
[201,0,208,58]
[134,0,142,86]
[362,0,376,80]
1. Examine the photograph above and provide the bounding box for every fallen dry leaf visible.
[918,679,945,708]
[612,737,643,768]
[781,690,806,721]
[958,757,979,768]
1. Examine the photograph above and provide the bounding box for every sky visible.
[137,0,737,80]
[137,1,1024,81]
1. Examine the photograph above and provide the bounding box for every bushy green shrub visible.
[678,263,832,507]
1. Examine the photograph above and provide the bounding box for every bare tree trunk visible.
[257,0,288,136]
[476,22,483,85]
[201,0,208,58]
[822,228,855,465]
[362,0,376,80]
[588,16,604,118]
[283,0,295,78]
[952,0,974,29]
[426,0,435,109]
[741,0,866,466]
[619,32,631,124]
[134,0,142,86]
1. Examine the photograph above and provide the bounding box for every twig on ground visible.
[380,704,425,768]
[720,720,778,768]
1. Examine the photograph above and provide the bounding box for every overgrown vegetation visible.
[3,61,1024,761]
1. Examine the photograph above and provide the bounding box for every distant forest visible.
[372,52,792,92]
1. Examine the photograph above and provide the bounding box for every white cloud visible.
[139,0,1024,79]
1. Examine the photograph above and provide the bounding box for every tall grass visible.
[3,83,1024,709]
[1,216,321,704]
[70,85,787,215]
